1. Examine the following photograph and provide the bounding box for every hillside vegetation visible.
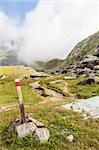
[34,59,64,71]
[0,66,34,78]
[0,66,99,150]
[62,31,99,67]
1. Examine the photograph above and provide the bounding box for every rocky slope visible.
[61,48,99,76]
[49,31,99,75]
[33,59,64,72]
[34,31,99,74]
[63,31,99,66]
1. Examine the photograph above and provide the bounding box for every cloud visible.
[0,0,99,64]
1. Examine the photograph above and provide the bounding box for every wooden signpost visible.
[15,79,26,123]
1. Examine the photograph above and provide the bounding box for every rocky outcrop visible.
[64,31,99,66]
[45,31,99,75]
[9,114,50,144]
[30,72,49,78]
[61,48,99,76]
[78,76,99,85]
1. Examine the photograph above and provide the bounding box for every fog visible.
[0,0,99,64]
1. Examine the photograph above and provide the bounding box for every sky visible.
[0,0,99,63]
[0,0,38,21]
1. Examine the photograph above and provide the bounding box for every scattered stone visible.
[29,81,40,89]
[15,122,37,138]
[66,134,74,142]
[81,55,98,64]
[94,49,99,57]
[78,78,95,85]
[28,117,44,127]
[35,86,44,91]
[82,113,91,120]
[49,80,62,84]
[30,72,49,78]
[61,128,70,135]
[63,128,68,132]
[94,65,99,71]
[35,128,50,144]
[35,86,44,95]
[0,75,6,80]
[94,76,99,83]
[64,76,76,80]
[78,76,99,85]
[62,69,68,74]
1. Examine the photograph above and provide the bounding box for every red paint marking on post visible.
[15,79,26,123]
[15,82,20,86]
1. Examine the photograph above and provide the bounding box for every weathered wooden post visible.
[15,79,26,123]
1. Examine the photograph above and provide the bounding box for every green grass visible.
[66,77,99,99]
[0,66,33,79]
[0,78,42,105]
[48,83,69,96]
[0,66,99,150]
[0,105,99,150]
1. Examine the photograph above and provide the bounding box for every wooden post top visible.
[15,79,20,87]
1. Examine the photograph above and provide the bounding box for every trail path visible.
[29,80,75,104]
[0,75,76,113]
[0,104,17,112]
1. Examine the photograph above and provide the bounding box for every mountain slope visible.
[33,59,64,72]
[34,31,99,73]
[61,31,99,67]
[0,38,24,66]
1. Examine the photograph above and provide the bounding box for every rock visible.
[30,81,52,97]
[30,72,49,78]
[81,56,99,67]
[78,78,95,85]
[35,128,50,144]
[64,76,76,80]
[15,122,37,138]
[78,76,99,85]
[35,86,44,95]
[28,117,44,127]
[49,80,62,84]
[93,76,99,83]
[66,134,74,142]
[76,68,92,75]
[59,48,99,76]
[35,86,44,91]
[29,81,40,89]
[94,49,99,57]
[62,69,68,74]
[0,75,6,80]
[61,128,70,135]
[94,65,99,71]
[9,114,50,143]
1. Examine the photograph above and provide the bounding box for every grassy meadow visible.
[0,66,99,150]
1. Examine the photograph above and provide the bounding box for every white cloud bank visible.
[0,0,99,63]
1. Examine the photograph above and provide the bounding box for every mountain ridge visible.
[39,31,99,73]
